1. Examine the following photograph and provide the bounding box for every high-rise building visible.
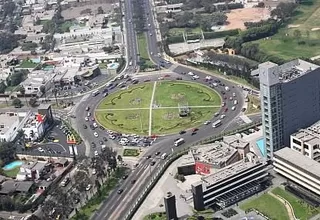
[256,59,320,159]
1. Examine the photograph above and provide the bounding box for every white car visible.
[188,72,194,76]
[94,151,99,156]
[109,135,116,140]
[87,112,91,117]
[232,106,236,111]
[94,132,99,137]
[92,169,96,175]
[205,76,212,80]
[148,23,151,27]
[192,75,200,79]
[93,123,98,128]
[38,147,45,153]
[85,184,92,191]
[220,114,226,119]
[85,117,89,121]
[149,33,152,36]
[204,121,211,125]
[221,102,226,107]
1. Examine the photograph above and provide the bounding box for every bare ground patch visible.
[62,3,113,20]
[224,8,271,30]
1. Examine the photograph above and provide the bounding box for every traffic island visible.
[123,149,140,157]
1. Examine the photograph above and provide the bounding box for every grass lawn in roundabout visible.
[95,81,221,135]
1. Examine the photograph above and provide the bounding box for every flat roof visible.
[291,120,320,146]
[201,159,262,186]
[178,151,195,167]
[0,113,20,134]
[274,147,320,178]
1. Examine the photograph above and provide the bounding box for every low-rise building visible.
[192,154,269,211]
[17,161,47,181]
[20,70,56,95]
[274,147,320,203]
[290,120,320,162]
[177,135,250,175]
[0,112,20,142]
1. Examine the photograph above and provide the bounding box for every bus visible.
[92,90,100,97]
[174,138,185,147]
[212,120,222,128]
[161,153,167,160]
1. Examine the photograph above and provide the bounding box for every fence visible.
[123,120,262,220]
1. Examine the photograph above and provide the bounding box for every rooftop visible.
[178,151,195,167]
[291,120,320,146]
[201,159,262,186]
[257,59,320,84]
[0,113,20,134]
[274,147,320,178]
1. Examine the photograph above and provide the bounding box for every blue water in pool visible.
[3,161,23,170]
[256,138,266,157]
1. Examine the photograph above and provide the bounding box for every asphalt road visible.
[71,0,261,219]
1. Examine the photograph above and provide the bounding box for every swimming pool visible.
[256,138,266,157]
[108,63,119,69]
[3,161,23,170]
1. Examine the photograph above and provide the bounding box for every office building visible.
[257,59,320,159]
[164,192,178,220]
[290,120,320,162]
[177,135,250,175]
[274,147,320,204]
[191,154,269,211]
[0,113,21,142]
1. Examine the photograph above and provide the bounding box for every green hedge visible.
[167,35,185,44]
[203,29,240,40]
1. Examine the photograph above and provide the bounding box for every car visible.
[192,128,199,132]
[91,117,95,121]
[87,112,91,117]
[92,169,96,175]
[117,189,123,194]
[85,107,90,111]
[148,23,151,26]
[85,184,92,191]
[144,79,151,82]
[99,140,103,145]
[91,142,96,148]
[164,74,170,77]
[214,112,219,117]
[122,174,128,179]
[85,117,89,121]
[99,126,105,130]
[90,125,95,130]
[104,93,109,97]
[103,137,108,142]
[155,151,161,156]
[192,75,199,79]
[109,135,116,140]
[146,155,151,159]
[132,80,139,84]
[191,131,197,135]
[149,33,152,36]
[93,123,98,128]
[188,72,194,76]
[224,108,228,112]
[38,147,45,153]
[94,151,99,156]
[221,114,226,119]
[150,161,156,166]
[61,177,70,187]
[204,121,211,125]
[221,102,226,107]
[176,77,182,80]
[242,107,247,112]
[158,76,164,80]
[83,124,87,129]
[179,130,186,135]
[94,132,99,137]
[229,97,233,100]
[131,179,136,184]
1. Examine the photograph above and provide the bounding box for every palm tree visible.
[40,85,46,102]
[18,86,27,107]
[52,88,58,106]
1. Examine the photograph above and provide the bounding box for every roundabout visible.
[95,80,222,135]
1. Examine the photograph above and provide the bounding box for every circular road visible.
[95,80,222,136]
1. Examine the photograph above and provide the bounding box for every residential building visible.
[0,112,20,142]
[257,59,320,159]
[17,161,47,180]
[20,70,56,95]
[192,154,269,211]
[22,113,45,141]
[0,181,34,195]
[290,120,320,162]
[177,135,250,175]
[273,147,320,204]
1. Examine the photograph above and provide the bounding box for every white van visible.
[174,138,185,147]
[232,106,236,111]
[161,153,167,160]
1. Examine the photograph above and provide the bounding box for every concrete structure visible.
[22,112,45,141]
[156,3,183,13]
[177,135,250,175]
[290,120,320,162]
[17,161,47,181]
[274,147,320,199]
[164,192,178,220]
[191,155,269,211]
[0,112,20,142]
[257,59,320,159]
[20,70,56,95]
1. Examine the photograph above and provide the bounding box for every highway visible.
[70,0,261,219]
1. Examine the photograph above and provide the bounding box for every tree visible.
[271,2,297,20]
[17,86,28,106]
[29,97,38,107]
[7,71,24,87]
[12,98,22,108]
[40,85,46,101]
[117,155,122,162]
[97,6,104,14]
[0,82,6,93]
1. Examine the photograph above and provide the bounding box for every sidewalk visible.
[268,192,297,220]
[132,158,194,220]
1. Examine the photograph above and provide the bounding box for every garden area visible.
[272,187,320,220]
[18,60,38,69]
[95,81,221,135]
[240,193,290,220]
[123,149,140,157]
[137,34,155,69]
[245,95,261,115]
[143,212,166,220]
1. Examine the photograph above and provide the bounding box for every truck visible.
[225,86,230,91]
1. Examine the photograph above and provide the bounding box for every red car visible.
[91,117,95,121]
[164,74,170,77]
[192,128,199,132]
[224,108,228,112]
